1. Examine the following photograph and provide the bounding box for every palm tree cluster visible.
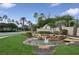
[33,12,79,36]
[0,15,19,32]
[0,15,32,32]
[0,15,20,25]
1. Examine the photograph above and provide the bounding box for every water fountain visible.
[24,35,61,46]
[23,34,65,54]
[44,37,49,44]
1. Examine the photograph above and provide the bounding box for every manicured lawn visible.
[53,45,79,55]
[0,34,33,55]
[1,33,79,55]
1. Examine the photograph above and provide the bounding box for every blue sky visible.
[0,3,79,23]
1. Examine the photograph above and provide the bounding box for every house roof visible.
[43,24,51,29]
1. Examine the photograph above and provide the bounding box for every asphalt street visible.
[0,32,25,36]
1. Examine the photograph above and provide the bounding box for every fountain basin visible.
[23,38,64,55]
[23,38,64,46]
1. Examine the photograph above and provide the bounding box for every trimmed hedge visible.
[26,32,32,38]
[38,31,52,34]
[61,29,68,35]
[0,23,18,32]
[53,31,60,35]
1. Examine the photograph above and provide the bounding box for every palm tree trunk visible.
[73,24,77,37]
[50,28,52,33]
[59,24,62,34]
[53,28,55,33]
[22,20,25,31]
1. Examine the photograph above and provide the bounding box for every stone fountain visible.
[23,35,64,55]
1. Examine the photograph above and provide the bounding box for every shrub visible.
[26,32,32,38]
[0,23,18,32]
[53,31,60,35]
[61,29,68,35]
[38,31,52,34]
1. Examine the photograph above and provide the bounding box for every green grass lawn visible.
[1,33,79,55]
[53,45,79,55]
[0,34,33,55]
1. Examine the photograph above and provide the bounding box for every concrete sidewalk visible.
[0,36,8,39]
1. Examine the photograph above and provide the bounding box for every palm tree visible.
[33,12,39,23]
[16,21,19,25]
[54,15,74,34]
[40,13,46,20]
[55,16,62,33]
[0,16,3,23]
[28,21,33,33]
[12,19,15,22]
[73,20,78,37]
[48,23,54,33]
[61,15,74,27]
[69,20,75,27]
[33,12,38,18]
[7,18,11,23]
[58,21,63,34]
[3,15,8,23]
[40,13,46,21]
[20,17,27,31]
[47,12,51,18]
[33,12,47,28]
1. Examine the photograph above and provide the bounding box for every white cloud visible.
[0,11,8,15]
[50,3,61,7]
[0,3,16,9]
[61,8,79,16]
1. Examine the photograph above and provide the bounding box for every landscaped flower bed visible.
[34,33,66,41]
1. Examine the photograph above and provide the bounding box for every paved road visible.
[0,32,25,36]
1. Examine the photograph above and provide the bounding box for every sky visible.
[0,3,79,24]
